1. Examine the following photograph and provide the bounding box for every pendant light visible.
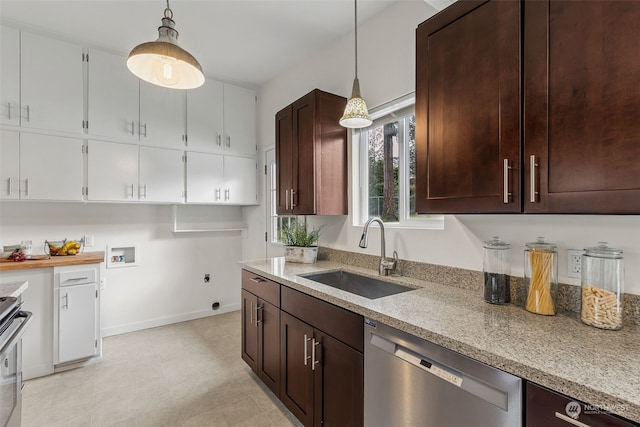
[339,0,372,129]
[127,0,205,90]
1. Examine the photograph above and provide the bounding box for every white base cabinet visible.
[54,266,99,364]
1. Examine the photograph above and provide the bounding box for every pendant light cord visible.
[164,0,173,19]
[354,0,358,79]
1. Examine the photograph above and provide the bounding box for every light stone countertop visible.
[0,280,28,298]
[241,257,640,423]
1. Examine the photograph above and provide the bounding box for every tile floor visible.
[22,311,303,427]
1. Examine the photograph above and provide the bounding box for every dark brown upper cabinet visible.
[276,89,348,216]
[415,0,521,214]
[524,0,640,214]
[416,0,640,214]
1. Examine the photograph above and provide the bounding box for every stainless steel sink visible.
[299,270,413,299]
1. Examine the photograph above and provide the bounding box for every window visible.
[356,94,442,228]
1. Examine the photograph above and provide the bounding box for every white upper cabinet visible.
[0,130,20,199]
[87,49,139,142]
[20,31,83,134]
[223,84,257,156]
[186,152,224,203]
[224,156,257,205]
[186,79,224,152]
[139,81,186,149]
[0,26,20,126]
[87,140,139,201]
[139,146,184,203]
[20,133,83,201]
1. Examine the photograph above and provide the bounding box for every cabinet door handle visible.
[140,184,147,199]
[226,135,231,148]
[140,123,147,138]
[128,184,135,199]
[503,159,512,204]
[6,102,11,121]
[224,188,230,201]
[24,105,30,122]
[303,334,312,366]
[255,304,262,324]
[529,155,538,203]
[62,292,69,310]
[554,412,591,427]
[249,302,253,327]
[217,134,222,146]
[285,190,289,210]
[24,179,29,196]
[290,189,296,209]
[311,338,320,371]
[215,188,221,201]
[6,178,12,196]
[249,277,265,284]
[128,121,135,135]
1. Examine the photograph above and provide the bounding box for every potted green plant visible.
[280,221,321,263]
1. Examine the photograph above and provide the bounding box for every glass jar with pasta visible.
[524,237,558,316]
[581,242,624,330]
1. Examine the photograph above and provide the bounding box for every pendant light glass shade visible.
[340,0,372,129]
[340,77,372,128]
[127,1,204,90]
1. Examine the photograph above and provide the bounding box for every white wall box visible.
[1,130,83,201]
[87,140,139,201]
[185,152,257,205]
[186,79,224,152]
[106,244,139,268]
[139,81,186,149]
[223,83,257,156]
[0,25,20,126]
[87,49,140,142]
[171,204,248,234]
[20,31,83,134]
[54,265,100,364]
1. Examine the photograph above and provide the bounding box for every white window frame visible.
[353,93,444,229]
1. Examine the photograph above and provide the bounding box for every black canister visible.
[483,237,511,304]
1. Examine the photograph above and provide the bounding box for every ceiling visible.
[0,0,429,87]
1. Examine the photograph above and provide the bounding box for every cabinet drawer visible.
[281,285,363,353]
[242,270,280,307]
[526,382,637,427]
[58,268,97,286]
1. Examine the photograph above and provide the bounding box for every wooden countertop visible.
[0,251,105,271]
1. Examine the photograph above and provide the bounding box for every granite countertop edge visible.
[240,258,640,423]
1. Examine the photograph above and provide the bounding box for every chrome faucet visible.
[359,217,398,276]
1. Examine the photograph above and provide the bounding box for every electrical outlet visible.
[84,235,94,247]
[567,249,584,279]
[204,273,210,283]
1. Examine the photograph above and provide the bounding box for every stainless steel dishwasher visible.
[364,319,522,427]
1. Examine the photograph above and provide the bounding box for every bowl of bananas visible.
[45,239,83,256]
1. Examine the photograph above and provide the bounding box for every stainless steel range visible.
[0,297,32,427]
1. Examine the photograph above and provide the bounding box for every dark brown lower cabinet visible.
[280,312,363,427]
[241,272,281,396]
[526,382,638,427]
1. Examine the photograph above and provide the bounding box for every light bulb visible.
[154,56,180,86]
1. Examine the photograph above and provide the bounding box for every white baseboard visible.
[101,303,241,337]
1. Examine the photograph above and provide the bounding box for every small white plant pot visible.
[284,246,318,264]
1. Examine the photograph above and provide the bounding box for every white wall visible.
[246,0,640,295]
[0,203,243,336]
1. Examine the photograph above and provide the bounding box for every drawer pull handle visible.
[62,293,69,309]
[67,277,89,281]
[249,277,265,284]
[554,412,591,427]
